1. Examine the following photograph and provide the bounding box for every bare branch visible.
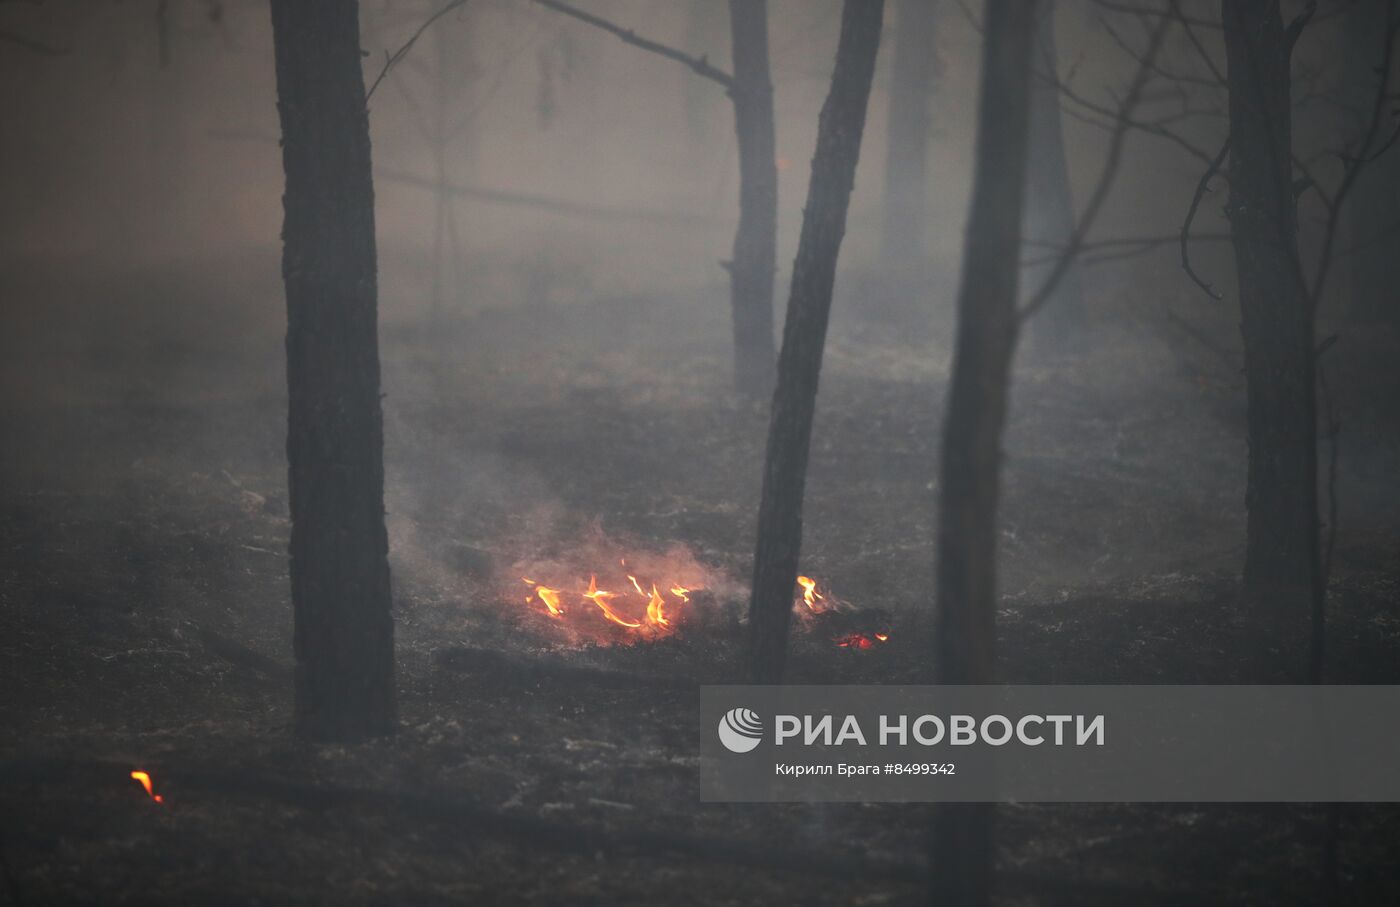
[1304,0,1400,310]
[377,167,722,227]
[1050,67,1219,166]
[1022,232,1230,267]
[1020,12,1174,320]
[365,0,469,104]
[1180,136,1230,300]
[1101,13,1223,87]
[531,0,734,90]
[1092,0,1221,31]
[1168,0,1226,85]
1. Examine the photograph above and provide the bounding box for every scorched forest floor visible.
[2,251,1399,904]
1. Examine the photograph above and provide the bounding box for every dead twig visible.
[1021,12,1174,320]
[1303,0,1400,311]
[531,0,734,90]
[1180,136,1230,300]
[365,0,469,103]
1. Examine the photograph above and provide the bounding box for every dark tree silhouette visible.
[747,0,884,685]
[1222,0,1318,680]
[270,0,397,741]
[930,0,1037,901]
[532,0,778,396]
[1021,0,1086,352]
[1339,0,1400,327]
[880,0,939,265]
[727,0,779,397]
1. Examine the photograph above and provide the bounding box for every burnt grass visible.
[3,255,1400,904]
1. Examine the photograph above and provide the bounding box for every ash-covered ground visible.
[2,251,1399,904]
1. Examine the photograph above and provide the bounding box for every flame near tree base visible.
[507,536,889,649]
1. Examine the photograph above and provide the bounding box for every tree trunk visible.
[1021,0,1086,353]
[929,1,1037,902]
[1340,0,1400,327]
[1222,0,1318,681]
[747,0,884,684]
[270,0,398,741]
[728,0,779,397]
[880,0,939,265]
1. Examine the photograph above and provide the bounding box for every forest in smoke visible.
[2,0,1399,904]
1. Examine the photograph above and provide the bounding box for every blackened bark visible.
[270,0,398,741]
[1223,0,1318,680]
[747,0,884,684]
[930,1,1037,902]
[880,0,939,264]
[728,0,779,397]
[1021,0,1086,352]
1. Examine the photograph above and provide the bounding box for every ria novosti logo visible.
[717,707,764,753]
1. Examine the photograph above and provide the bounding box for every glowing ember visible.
[835,632,889,650]
[130,770,163,803]
[793,576,892,649]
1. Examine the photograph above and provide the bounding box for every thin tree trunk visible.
[1021,0,1086,352]
[747,0,884,684]
[880,0,939,265]
[728,0,779,397]
[1222,0,1318,681]
[929,1,1038,902]
[270,0,398,741]
[1341,0,1400,326]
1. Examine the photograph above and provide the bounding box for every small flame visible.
[522,578,565,616]
[645,583,669,627]
[584,575,642,628]
[796,575,826,612]
[510,537,717,640]
[131,770,163,803]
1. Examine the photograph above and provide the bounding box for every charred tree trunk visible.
[747,0,884,684]
[1021,0,1086,353]
[880,0,939,265]
[728,0,779,397]
[270,0,398,741]
[930,1,1037,902]
[1222,0,1318,681]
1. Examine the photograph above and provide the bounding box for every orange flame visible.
[796,575,826,612]
[584,575,642,628]
[516,566,705,636]
[131,770,163,803]
[522,578,565,616]
[645,583,669,627]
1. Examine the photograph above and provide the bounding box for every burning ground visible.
[2,254,1400,903]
